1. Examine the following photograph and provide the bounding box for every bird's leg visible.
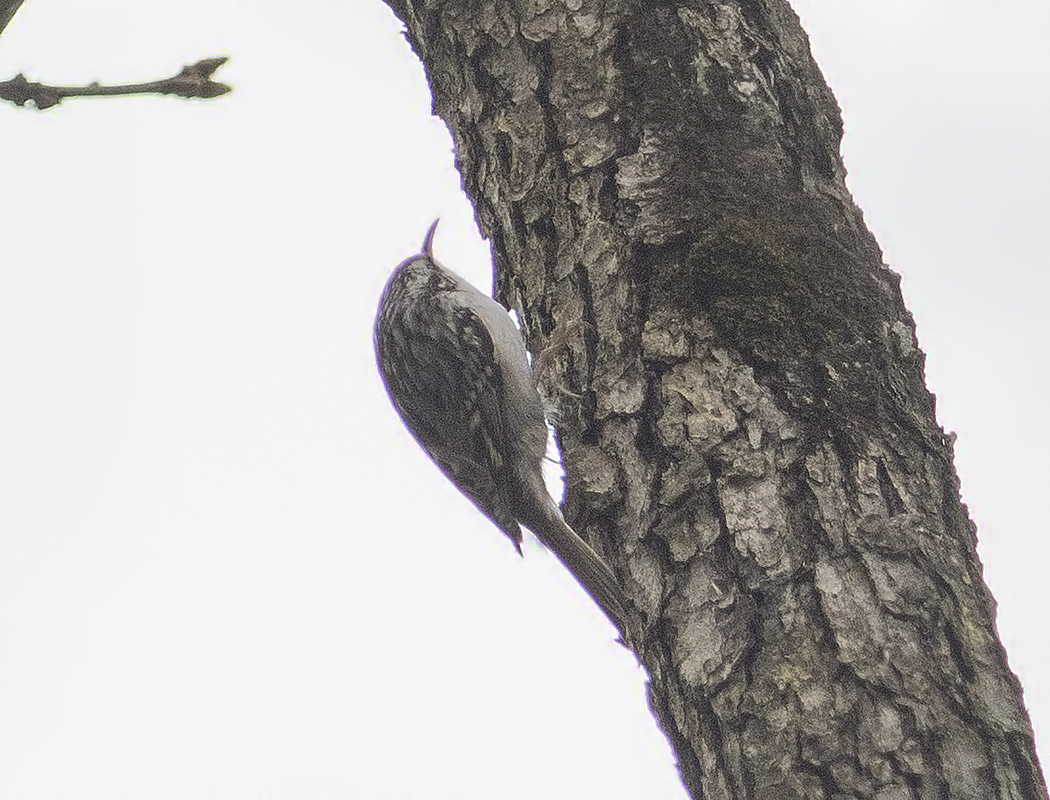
[533,318,589,404]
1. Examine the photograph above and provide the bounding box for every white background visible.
[0,1,1046,797]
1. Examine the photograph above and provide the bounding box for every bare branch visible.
[0,56,231,110]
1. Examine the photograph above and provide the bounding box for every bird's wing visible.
[379,302,523,552]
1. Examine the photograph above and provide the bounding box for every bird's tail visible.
[527,501,629,644]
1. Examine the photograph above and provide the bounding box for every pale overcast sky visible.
[0,2,1046,798]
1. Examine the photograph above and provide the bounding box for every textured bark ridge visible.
[382,1,1046,797]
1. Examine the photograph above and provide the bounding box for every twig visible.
[0,56,231,110]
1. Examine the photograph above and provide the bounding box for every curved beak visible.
[422,219,440,259]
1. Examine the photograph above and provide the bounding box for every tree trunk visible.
[382,1,1045,797]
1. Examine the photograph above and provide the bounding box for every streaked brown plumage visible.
[374,222,627,640]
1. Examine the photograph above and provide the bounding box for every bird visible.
[374,220,628,640]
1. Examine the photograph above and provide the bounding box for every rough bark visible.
[382,1,1045,798]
